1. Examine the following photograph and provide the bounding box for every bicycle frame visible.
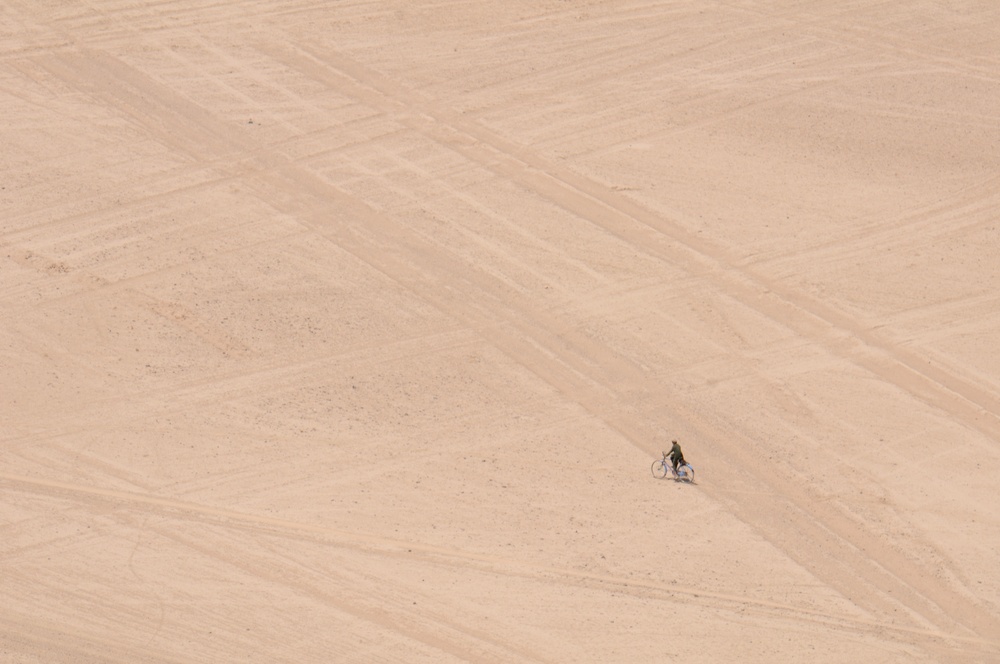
[652,454,694,482]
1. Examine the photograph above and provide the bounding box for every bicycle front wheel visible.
[651,459,669,479]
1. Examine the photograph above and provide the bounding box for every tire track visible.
[269,174,1000,653]
[263,39,1000,441]
[238,149,1000,654]
[44,0,347,43]
[33,48,245,161]
[2,470,989,655]
[19,24,999,653]
[0,326,474,456]
[716,1,1000,86]
[0,615,184,664]
[149,525,553,664]
[251,41,1000,650]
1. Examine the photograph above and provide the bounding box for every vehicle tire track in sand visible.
[254,42,1000,652]
[264,40,1000,442]
[148,525,554,664]
[3,470,988,655]
[23,35,998,654]
[0,616,183,664]
[254,165,1000,657]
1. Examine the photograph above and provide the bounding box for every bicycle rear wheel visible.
[651,459,669,479]
[675,463,695,483]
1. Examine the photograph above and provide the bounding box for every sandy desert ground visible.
[2,1,1000,662]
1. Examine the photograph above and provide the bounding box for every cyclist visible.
[666,440,685,474]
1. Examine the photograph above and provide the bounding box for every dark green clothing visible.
[668,442,685,469]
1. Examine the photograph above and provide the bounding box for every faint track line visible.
[7,10,997,654]
[250,40,1000,650]
[265,41,1000,442]
[3,470,993,654]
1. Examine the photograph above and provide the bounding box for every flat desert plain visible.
[2,2,1000,662]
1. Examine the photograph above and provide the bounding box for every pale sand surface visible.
[2,2,1000,662]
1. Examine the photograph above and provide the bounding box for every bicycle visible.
[651,451,695,483]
